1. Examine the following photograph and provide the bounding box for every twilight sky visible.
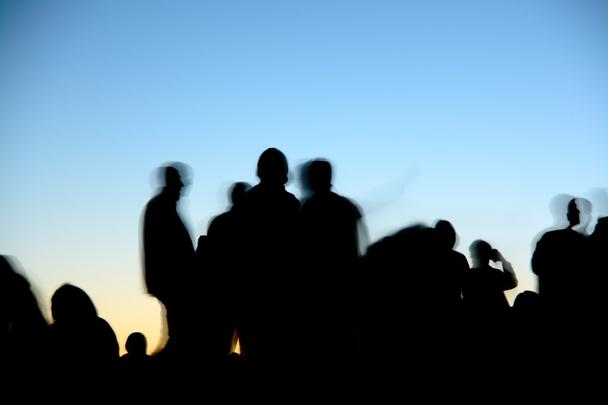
[1,0,607,354]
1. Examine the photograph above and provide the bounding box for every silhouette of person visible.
[531,197,588,317]
[118,331,155,397]
[300,159,367,262]
[0,255,49,386]
[204,182,251,356]
[464,240,517,319]
[141,163,196,356]
[429,219,469,391]
[461,240,517,404]
[359,223,468,401]
[433,219,469,310]
[189,182,251,373]
[48,283,119,391]
[121,331,150,363]
[299,158,365,378]
[238,148,302,382]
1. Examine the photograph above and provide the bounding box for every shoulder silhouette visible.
[48,283,119,390]
[141,162,197,359]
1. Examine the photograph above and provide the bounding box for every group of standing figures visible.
[1,147,606,402]
[142,149,366,391]
[140,147,607,402]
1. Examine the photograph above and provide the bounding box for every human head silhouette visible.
[230,182,251,207]
[51,283,97,324]
[434,219,458,250]
[125,331,147,357]
[567,198,580,228]
[469,239,493,266]
[307,159,332,193]
[159,162,190,201]
[513,290,540,311]
[256,148,289,186]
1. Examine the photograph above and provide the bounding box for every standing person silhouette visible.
[462,240,518,404]
[532,197,588,316]
[464,240,517,320]
[190,181,251,373]
[141,163,196,358]
[48,283,119,394]
[204,182,251,358]
[1,255,50,387]
[238,148,302,387]
[299,158,366,380]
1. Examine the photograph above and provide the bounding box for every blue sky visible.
[1,0,607,353]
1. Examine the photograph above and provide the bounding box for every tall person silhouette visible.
[141,163,196,358]
[238,148,302,384]
[299,158,365,378]
[196,182,252,367]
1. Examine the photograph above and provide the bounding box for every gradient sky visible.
[1,0,607,355]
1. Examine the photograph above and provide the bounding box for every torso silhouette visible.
[238,181,302,369]
[48,284,119,389]
[143,189,195,303]
[532,226,587,311]
[142,169,196,359]
[300,189,362,369]
[463,264,516,319]
[238,148,302,377]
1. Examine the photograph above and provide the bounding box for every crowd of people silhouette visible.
[2,147,606,401]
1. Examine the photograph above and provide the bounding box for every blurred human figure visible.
[195,182,251,368]
[462,240,518,404]
[464,240,517,318]
[430,219,470,393]
[0,255,49,385]
[119,331,155,397]
[359,223,466,401]
[532,196,588,316]
[48,283,119,390]
[574,197,592,235]
[300,159,367,262]
[122,331,151,363]
[238,148,302,385]
[433,219,469,310]
[299,159,365,382]
[141,163,196,356]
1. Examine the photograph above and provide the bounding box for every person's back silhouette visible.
[433,219,469,311]
[461,240,518,404]
[238,148,302,385]
[532,197,588,316]
[141,163,196,357]
[299,158,365,380]
[195,182,252,367]
[464,240,517,319]
[119,331,155,397]
[48,283,119,392]
[0,255,50,386]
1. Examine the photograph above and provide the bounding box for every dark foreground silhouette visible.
[3,150,606,402]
